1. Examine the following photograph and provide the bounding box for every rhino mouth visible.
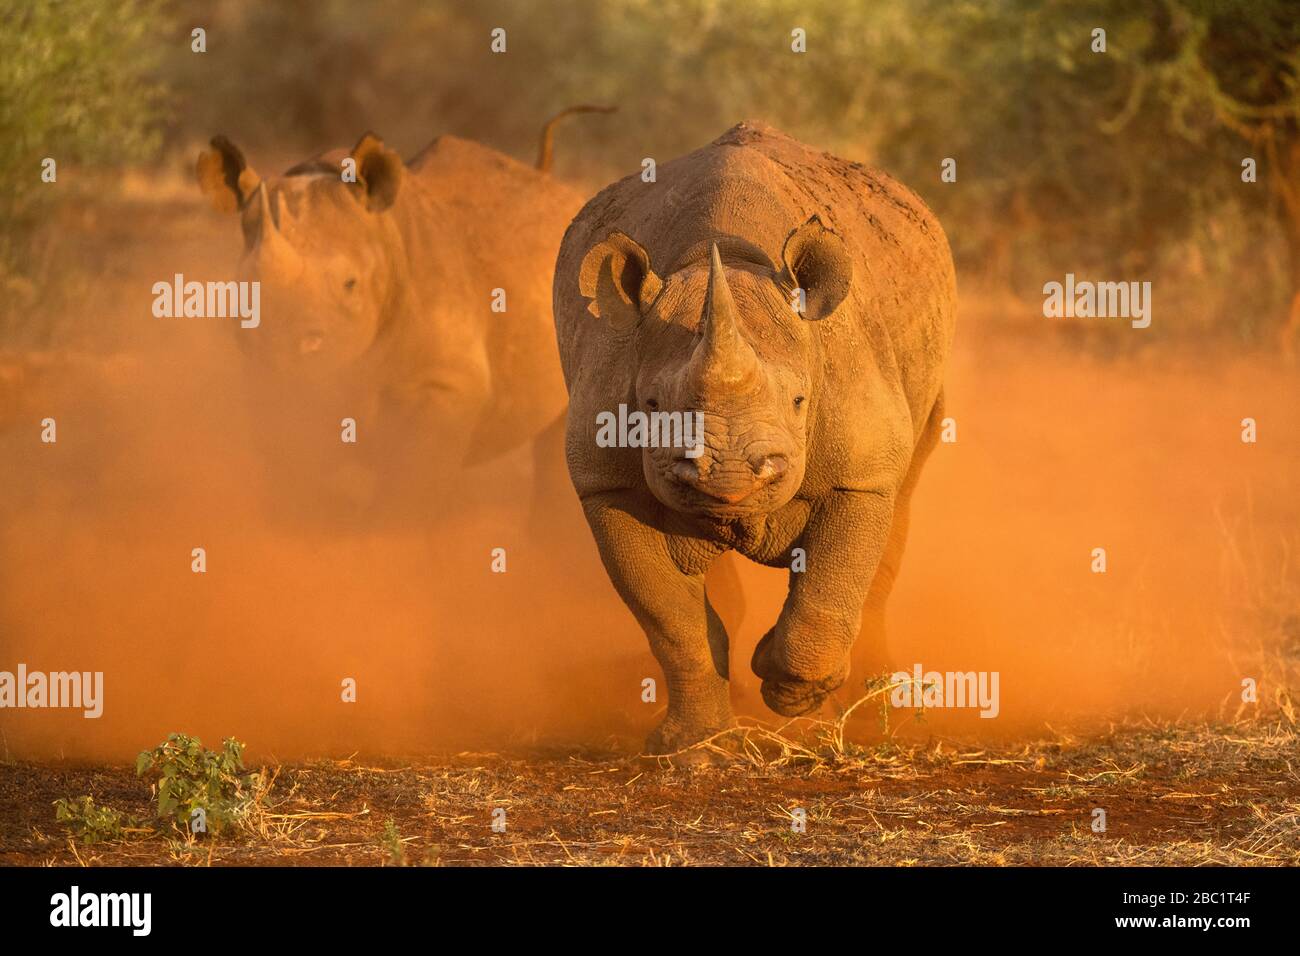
[665,452,788,512]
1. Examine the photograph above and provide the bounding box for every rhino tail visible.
[536,104,616,173]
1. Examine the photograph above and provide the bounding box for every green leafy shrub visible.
[135,733,262,835]
[53,795,131,844]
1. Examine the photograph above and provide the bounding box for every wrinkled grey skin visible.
[553,123,955,754]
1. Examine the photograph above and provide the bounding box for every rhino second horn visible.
[255,185,304,278]
[272,188,304,244]
[687,244,761,392]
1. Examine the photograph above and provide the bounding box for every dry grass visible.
[4,698,1297,867]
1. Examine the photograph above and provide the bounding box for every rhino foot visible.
[751,627,850,717]
[644,714,736,763]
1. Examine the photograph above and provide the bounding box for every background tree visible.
[0,0,167,279]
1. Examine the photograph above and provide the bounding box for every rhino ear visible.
[779,215,851,321]
[197,135,260,213]
[578,232,662,330]
[349,132,403,212]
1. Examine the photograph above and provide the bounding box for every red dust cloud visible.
[1,230,1297,761]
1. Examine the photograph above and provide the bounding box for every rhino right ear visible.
[196,135,260,213]
[349,132,403,212]
[779,215,851,321]
[578,232,662,330]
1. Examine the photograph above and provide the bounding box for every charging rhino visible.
[553,122,955,754]
[197,108,611,467]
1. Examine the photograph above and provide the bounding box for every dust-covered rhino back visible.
[410,135,580,458]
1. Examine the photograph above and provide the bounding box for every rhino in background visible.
[554,122,956,754]
[196,107,612,473]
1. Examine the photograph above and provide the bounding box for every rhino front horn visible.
[688,244,761,391]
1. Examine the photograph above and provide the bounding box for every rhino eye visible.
[793,395,806,409]
[343,277,357,291]
[645,397,659,411]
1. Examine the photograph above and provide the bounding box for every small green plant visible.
[53,795,130,845]
[379,817,408,866]
[135,733,262,836]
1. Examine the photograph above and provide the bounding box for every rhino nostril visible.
[672,459,702,485]
[752,455,788,482]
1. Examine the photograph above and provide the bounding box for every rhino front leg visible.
[581,491,735,754]
[752,488,895,716]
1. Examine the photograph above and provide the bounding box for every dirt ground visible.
[2,160,1299,867]
[3,716,1298,866]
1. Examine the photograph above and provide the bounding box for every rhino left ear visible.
[197,135,260,213]
[578,231,662,331]
[779,215,851,321]
[349,132,403,212]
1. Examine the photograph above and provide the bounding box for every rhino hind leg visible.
[703,550,747,646]
[854,389,947,681]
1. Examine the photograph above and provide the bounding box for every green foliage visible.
[53,732,263,845]
[161,0,408,149]
[379,817,408,866]
[6,0,1297,338]
[135,733,262,835]
[53,795,130,844]
[0,0,168,272]
[169,0,1293,335]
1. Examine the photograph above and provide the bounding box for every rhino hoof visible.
[759,676,832,716]
[644,717,734,762]
[752,628,848,716]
